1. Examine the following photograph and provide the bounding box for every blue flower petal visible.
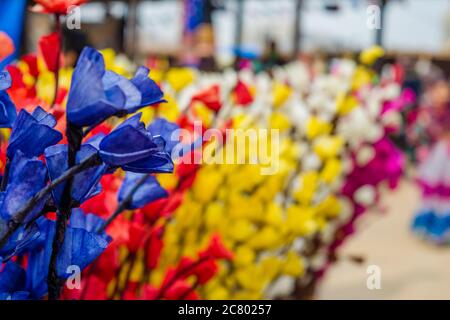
[0,92,17,129]
[66,47,119,127]
[7,108,62,159]
[0,151,48,222]
[44,144,106,206]
[103,70,141,111]
[130,66,166,110]
[121,152,174,174]
[118,172,168,210]
[0,262,26,293]
[0,71,12,91]
[99,124,158,166]
[147,118,180,154]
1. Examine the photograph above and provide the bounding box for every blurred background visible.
[1,0,450,300]
[4,0,450,67]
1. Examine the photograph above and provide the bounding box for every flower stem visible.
[48,123,83,300]
[50,14,61,109]
[0,153,101,250]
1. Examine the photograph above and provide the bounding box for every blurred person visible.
[62,28,90,68]
[411,78,450,244]
[260,38,286,72]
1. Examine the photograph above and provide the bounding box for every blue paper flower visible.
[0,71,12,91]
[7,107,62,159]
[0,71,17,129]
[26,211,111,298]
[0,262,30,300]
[0,91,18,129]
[44,144,106,206]
[131,66,166,108]
[99,113,174,174]
[0,151,48,223]
[147,117,180,154]
[118,172,168,210]
[0,221,41,262]
[67,47,165,127]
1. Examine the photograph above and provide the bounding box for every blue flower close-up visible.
[118,172,168,210]
[44,144,106,206]
[66,47,166,127]
[98,113,174,174]
[7,107,62,159]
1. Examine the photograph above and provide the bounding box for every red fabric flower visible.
[91,245,119,283]
[140,191,185,222]
[21,54,39,78]
[176,257,218,285]
[141,285,159,300]
[191,84,222,112]
[127,221,146,253]
[163,280,200,300]
[32,0,88,15]
[39,32,61,73]
[145,226,164,270]
[62,275,107,300]
[199,233,233,260]
[234,80,253,106]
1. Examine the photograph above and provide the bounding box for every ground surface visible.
[317,179,450,300]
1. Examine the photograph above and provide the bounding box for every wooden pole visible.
[375,0,387,46]
[234,0,244,51]
[293,0,304,58]
[126,0,139,59]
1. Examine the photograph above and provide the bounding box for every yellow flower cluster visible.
[149,46,396,299]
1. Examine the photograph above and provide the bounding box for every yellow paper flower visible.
[313,135,344,159]
[320,158,342,184]
[336,92,359,115]
[282,251,305,277]
[166,67,195,92]
[306,116,332,140]
[359,45,385,66]
[273,82,292,108]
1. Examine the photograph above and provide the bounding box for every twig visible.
[48,123,83,299]
[0,153,101,250]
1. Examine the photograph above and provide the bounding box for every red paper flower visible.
[39,32,61,73]
[191,84,222,112]
[62,275,107,300]
[145,226,164,269]
[234,80,253,106]
[199,233,233,260]
[32,0,88,15]
[140,191,185,222]
[127,221,146,253]
[163,280,200,300]
[176,257,218,285]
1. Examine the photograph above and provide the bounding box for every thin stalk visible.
[48,123,83,300]
[50,14,62,109]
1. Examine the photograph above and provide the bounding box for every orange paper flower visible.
[32,0,88,15]
[0,32,15,62]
